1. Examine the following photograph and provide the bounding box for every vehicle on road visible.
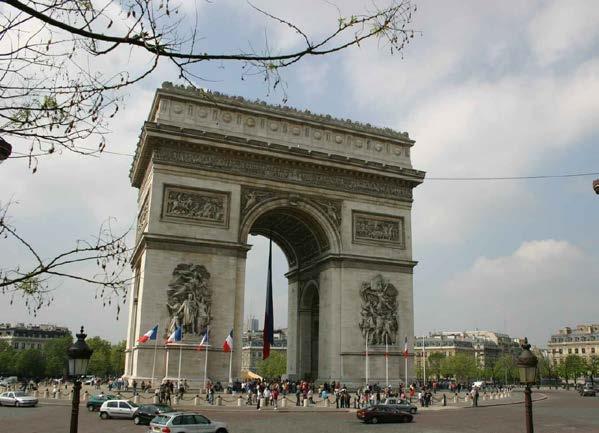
[381,397,418,414]
[0,391,38,407]
[86,394,117,411]
[149,412,228,433]
[82,376,97,386]
[99,399,139,419]
[357,405,414,424]
[133,403,173,425]
[0,376,18,387]
[580,385,596,397]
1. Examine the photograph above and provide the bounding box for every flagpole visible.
[150,327,158,388]
[404,339,408,388]
[203,327,209,393]
[385,334,389,387]
[165,345,170,380]
[228,349,233,385]
[365,330,369,386]
[177,344,183,388]
[422,335,426,385]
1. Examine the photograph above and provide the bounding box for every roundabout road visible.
[1,390,597,433]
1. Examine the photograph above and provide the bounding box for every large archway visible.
[124,84,424,387]
[241,200,339,380]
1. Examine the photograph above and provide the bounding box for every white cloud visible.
[528,0,599,66]
[428,240,599,344]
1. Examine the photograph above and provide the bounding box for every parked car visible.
[580,385,596,397]
[0,391,38,407]
[0,376,18,387]
[381,397,418,414]
[99,400,139,419]
[86,394,117,411]
[356,405,414,424]
[149,412,228,433]
[133,404,173,425]
[82,376,96,386]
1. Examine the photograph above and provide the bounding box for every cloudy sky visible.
[1,0,598,348]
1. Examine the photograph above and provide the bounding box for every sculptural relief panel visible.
[166,263,212,336]
[161,185,229,227]
[352,211,404,248]
[136,194,149,238]
[358,275,399,345]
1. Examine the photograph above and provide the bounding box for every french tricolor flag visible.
[166,326,182,344]
[137,325,158,343]
[223,330,233,353]
[196,328,210,351]
[403,336,409,358]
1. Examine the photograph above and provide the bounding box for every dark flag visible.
[263,238,274,360]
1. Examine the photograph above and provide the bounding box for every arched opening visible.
[242,203,337,380]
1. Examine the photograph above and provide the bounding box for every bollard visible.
[465,395,469,403]
[33,390,38,398]
[195,396,200,406]
[237,397,242,407]
[173,396,179,406]
[153,395,159,404]
[453,395,457,403]
[280,398,286,408]
[133,395,140,404]
[83,390,89,401]
[43,389,49,399]
[303,398,308,407]
[216,396,222,406]
[68,391,73,401]
[325,398,330,408]
[259,397,265,409]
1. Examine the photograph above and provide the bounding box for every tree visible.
[43,334,73,377]
[0,341,17,375]
[1,0,419,308]
[427,352,445,380]
[587,355,599,378]
[443,354,478,383]
[558,355,587,384]
[110,340,126,376]
[493,355,518,384]
[15,348,46,378]
[86,336,113,377]
[257,351,286,379]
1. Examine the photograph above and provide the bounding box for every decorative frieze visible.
[162,185,229,227]
[153,144,413,201]
[353,211,404,247]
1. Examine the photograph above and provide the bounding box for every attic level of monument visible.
[130,83,426,189]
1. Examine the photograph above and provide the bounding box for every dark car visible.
[132,404,173,425]
[357,405,414,424]
[86,394,117,412]
[581,386,596,397]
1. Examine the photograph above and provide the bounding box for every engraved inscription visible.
[162,185,229,227]
[353,211,404,247]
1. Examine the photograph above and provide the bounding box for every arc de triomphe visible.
[124,82,425,386]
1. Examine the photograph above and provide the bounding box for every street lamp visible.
[67,327,93,433]
[517,338,538,433]
[0,137,12,163]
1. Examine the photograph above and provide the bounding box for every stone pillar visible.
[259,397,265,408]
[133,395,140,404]
[303,398,308,407]
[153,395,159,404]
[280,397,286,408]
[237,396,242,406]
[173,396,179,406]
[216,395,222,406]
[43,389,49,399]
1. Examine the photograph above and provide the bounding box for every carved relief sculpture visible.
[353,211,404,247]
[358,275,399,345]
[162,185,229,227]
[166,264,212,336]
[136,194,149,237]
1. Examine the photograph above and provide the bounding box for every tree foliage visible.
[15,348,46,377]
[43,334,73,377]
[426,352,445,380]
[557,354,587,382]
[0,341,17,375]
[493,354,519,384]
[257,351,286,379]
[441,354,478,383]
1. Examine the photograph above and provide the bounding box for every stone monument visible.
[124,82,425,387]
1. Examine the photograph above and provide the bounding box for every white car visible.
[0,391,38,407]
[99,399,139,419]
[149,412,228,433]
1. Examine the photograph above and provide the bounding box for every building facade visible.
[0,323,70,350]
[548,324,599,364]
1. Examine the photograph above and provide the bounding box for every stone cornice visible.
[157,82,413,142]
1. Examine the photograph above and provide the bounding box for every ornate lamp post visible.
[67,327,93,433]
[0,137,12,163]
[517,338,538,433]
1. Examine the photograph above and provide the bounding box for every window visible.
[107,401,118,408]
[173,416,196,425]
[592,348,596,354]
[119,402,131,409]
[194,415,210,424]
[575,348,578,354]
[582,348,586,354]
[568,348,572,354]
[559,349,562,354]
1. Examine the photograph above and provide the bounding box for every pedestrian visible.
[272,388,279,410]
[295,387,301,406]
[132,379,138,396]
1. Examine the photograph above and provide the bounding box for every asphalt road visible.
[1,390,598,433]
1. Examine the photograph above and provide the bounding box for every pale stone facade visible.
[124,83,424,387]
[548,324,599,365]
